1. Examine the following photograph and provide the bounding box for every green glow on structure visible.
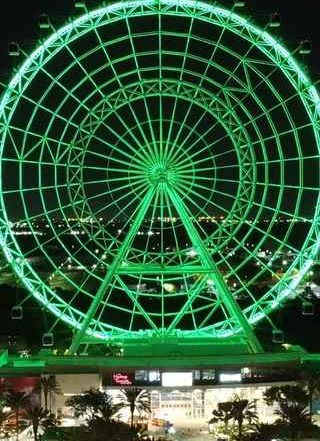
[0,0,320,353]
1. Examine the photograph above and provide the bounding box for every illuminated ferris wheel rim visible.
[0,0,319,343]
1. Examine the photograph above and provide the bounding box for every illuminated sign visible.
[112,372,133,386]
[162,372,193,387]
[219,372,242,383]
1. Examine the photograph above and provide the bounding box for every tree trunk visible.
[130,411,134,429]
[130,403,135,429]
[33,420,39,441]
[238,419,243,441]
[16,409,19,441]
[43,391,48,412]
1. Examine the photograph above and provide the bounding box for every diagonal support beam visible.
[166,184,263,353]
[69,187,155,354]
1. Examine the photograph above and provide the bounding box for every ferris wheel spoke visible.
[190,25,282,137]
[176,112,255,168]
[92,182,149,220]
[176,179,214,200]
[16,82,145,168]
[24,61,145,163]
[43,40,152,165]
[243,121,316,149]
[254,155,318,165]
[70,142,143,171]
[177,181,252,247]
[167,105,240,170]
[176,125,246,169]
[179,109,315,172]
[20,222,79,261]
[124,19,160,163]
[182,180,240,224]
[54,37,106,103]
[8,90,99,148]
[163,16,195,159]
[82,172,144,187]
[192,5,237,98]
[89,19,158,164]
[165,6,238,163]
[249,194,312,223]
[216,221,280,278]
[130,189,160,265]
[111,113,156,168]
[16,195,95,226]
[158,6,164,166]
[176,182,235,221]
[216,53,305,134]
[4,181,78,195]
[22,221,103,281]
[187,180,237,203]
[241,213,307,255]
[112,93,158,166]
[75,130,145,168]
[177,59,309,165]
[166,98,205,164]
[87,109,152,164]
[238,220,303,269]
[84,179,146,206]
[165,91,231,165]
[187,66,315,160]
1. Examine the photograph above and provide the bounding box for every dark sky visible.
[0,1,320,79]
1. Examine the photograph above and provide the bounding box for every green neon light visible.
[0,0,319,348]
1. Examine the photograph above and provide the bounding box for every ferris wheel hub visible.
[147,162,178,186]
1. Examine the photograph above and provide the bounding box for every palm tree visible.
[119,388,151,429]
[275,401,309,440]
[210,401,234,434]
[39,376,61,413]
[264,385,310,441]
[4,389,30,441]
[231,395,258,441]
[24,406,49,441]
[300,368,320,422]
[65,388,121,424]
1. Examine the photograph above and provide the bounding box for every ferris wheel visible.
[0,0,320,354]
